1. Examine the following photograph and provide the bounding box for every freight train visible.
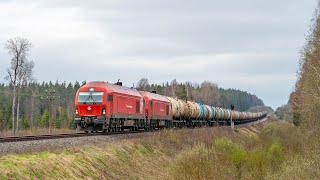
[74,81,267,132]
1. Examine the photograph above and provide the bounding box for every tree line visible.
[136,78,264,111]
[0,81,84,132]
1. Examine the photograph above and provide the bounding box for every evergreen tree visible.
[60,108,69,128]
[53,118,60,129]
[74,81,80,91]
[176,85,187,100]
[0,109,4,131]
[21,116,30,129]
[34,113,42,128]
[41,111,49,128]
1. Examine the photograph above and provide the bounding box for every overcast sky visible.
[0,0,317,109]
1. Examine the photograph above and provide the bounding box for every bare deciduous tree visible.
[170,79,178,97]
[200,81,220,105]
[292,9,320,128]
[5,37,32,135]
[137,78,150,91]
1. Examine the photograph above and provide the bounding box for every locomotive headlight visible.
[102,106,106,115]
[75,109,78,115]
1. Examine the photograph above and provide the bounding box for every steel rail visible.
[0,131,144,143]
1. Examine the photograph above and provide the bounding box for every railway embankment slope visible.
[0,116,310,179]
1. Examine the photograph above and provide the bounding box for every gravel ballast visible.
[0,132,156,155]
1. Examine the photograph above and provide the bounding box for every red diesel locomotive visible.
[74,81,145,132]
[139,91,172,128]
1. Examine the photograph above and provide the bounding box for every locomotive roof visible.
[139,91,170,103]
[81,81,142,97]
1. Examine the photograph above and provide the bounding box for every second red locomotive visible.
[139,91,172,129]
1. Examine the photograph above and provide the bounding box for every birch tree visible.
[5,37,32,135]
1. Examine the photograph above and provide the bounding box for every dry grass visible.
[0,119,318,179]
[0,141,172,179]
[0,128,77,137]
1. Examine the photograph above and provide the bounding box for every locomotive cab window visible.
[107,94,113,102]
[149,101,152,106]
[78,92,104,104]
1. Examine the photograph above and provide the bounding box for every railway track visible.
[0,115,271,143]
[0,131,144,143]
[234,116,269,128]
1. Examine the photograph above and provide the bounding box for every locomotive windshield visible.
[78,92,104,104]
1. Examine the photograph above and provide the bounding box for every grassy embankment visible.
[0,116,318,179]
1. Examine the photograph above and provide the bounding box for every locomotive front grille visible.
[86,110,100,115]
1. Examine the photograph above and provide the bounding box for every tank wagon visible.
[75,81,268,132]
